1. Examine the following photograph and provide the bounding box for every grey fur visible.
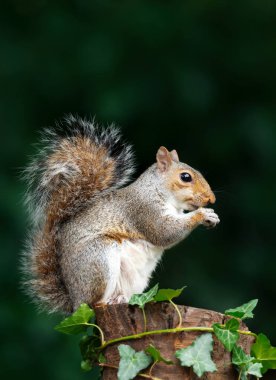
[22,116,136,313]
[23,114,135,226]
[59,163,219,310]
[22,117,219,314]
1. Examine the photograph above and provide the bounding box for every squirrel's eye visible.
[180,172,192,182]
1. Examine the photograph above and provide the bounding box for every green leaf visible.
[117,344,152,380]
[225,318,240,331]
[146,344,173,365]
[246,362,263,377]
[55,304,95,334]
[239,363,263,380]
[129,284,159,309]
[98,352,106,364]
[154,287,186,302]
[81,359,93,372]
[232,345,263,379]
[79,333,101,367]
[225,299,258,320]
[213,318,239,351]
[232,345,253,366]
[175,333,217,377]
[251,333,276,373]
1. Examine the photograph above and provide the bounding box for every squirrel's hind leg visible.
[62,237,121,311]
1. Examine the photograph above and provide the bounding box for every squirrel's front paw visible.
[198,208,220,228]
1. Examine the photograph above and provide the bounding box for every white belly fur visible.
[101,240,164,302]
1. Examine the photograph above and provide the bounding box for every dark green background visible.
[1,1,276,379]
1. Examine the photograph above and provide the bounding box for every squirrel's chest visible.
[117,240,163,297]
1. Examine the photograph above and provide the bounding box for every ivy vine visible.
[55,284,276,379]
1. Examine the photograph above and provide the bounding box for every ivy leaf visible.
[251,333,276,373]
[55,304,95,334]
[232,345,263,379]
[146,344,173,365]
[154,287,186,302]
[129,284,159,309]
[232,344,253,366]
[246,362,263,377]
[98,352,106,364]
[79,333,101,369]
[239,363,263,380]
[225,299,258,320]
[225,318,240,330]
[117,344,152,380]
[175,333,217,377]
[213,318,240,351]
[81,359,93,372]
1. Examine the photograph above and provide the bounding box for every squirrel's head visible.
[156,146,216,212]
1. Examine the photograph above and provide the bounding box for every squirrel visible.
[22,115,220,314]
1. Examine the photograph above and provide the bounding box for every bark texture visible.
[95,303,254,380]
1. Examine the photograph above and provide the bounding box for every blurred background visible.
[1,1,276,379]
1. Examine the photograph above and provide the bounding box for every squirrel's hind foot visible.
[106,294,129,304]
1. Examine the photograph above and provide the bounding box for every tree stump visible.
[95,303,255,380]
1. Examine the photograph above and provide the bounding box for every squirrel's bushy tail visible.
[22,115,134,313]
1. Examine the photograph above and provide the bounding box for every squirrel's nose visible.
[202,192,216,206]
[208,192,216,204]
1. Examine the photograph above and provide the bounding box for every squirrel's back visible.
[22,115,135,313]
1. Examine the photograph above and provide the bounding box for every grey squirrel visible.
[22,115,220,314]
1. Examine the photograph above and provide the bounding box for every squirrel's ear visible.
[170,149,179,163]
[156,146,172,172]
